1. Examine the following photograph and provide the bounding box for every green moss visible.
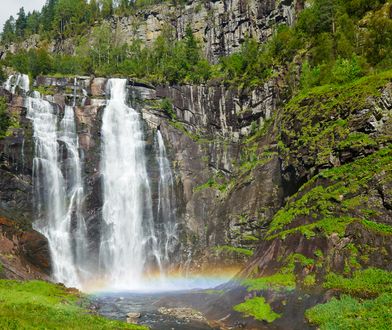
[267,146,392,240]
[361,220,392,235]
[303,274,316,287]
[0,97,10,138]
[306,293,392,330]
[242,273,296,292]
[214,245,253,257]
[324,268,392,298]
[34,85,57,96]
[280,70,392,170]
[234,297,280,323]
[0,280,145,329]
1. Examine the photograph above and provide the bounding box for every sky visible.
[0,0,46,31]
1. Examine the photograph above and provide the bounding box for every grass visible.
[306,293,392,330]
[324,268,392,298]
[0,280,146,329]
[306,268,392,329]
[233,297,280,323]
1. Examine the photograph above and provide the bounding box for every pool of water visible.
[93,290,219,329]
[91,276,235,329]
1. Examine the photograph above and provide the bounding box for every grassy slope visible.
[232,69,392,327]
[306,269,392,329]
[0,280,146,329]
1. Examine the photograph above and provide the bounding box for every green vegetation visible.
[306,269,392,329]
[241,253,314,292]
[214,245,253,257]
[234,297,280,323]
[306,293,392,330]
[280,69,392,170]
[2,1,391,87]
[0,97,10,138]
[324,268,392,298]
[0,280,145,329]
[242,273,295,292]
[267,146,392,239]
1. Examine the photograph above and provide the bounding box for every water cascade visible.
[7,74,182,290]
[27,90,86,288]
[4,73,30,94]
[155,130,178,269]
[99,78,162,288]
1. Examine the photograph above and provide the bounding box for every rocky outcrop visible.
[0,216,50,280]
[4,1,302,63]
[111,0,301,62]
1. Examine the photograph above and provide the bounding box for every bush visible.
[332,56,364,83]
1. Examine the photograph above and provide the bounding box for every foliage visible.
[0,97,10,139]
[242,273,296,292]
[324,268,392,298]
[306,293,392,330]
[214,245,253,257]
[268,146,392,239]
[234,297,280,323]
[280,69,392,172]
[1,0,392,88]
[0,280,146,329]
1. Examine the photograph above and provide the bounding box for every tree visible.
[184,25,200,66]
[25,11,41,36]
[101,0,114,19]
[1,16,16,44]
[89,0,101,22]
[15,7,27,38]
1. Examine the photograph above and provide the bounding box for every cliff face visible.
[0,75,284,273]
[2,67,391,291]
[110,0,301,62]
[6,0,302,63]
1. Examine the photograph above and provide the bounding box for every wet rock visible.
[126,312,141,324]
[158,307,207,322]
[20,230,51,274]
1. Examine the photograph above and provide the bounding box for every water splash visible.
[99,78,161,288]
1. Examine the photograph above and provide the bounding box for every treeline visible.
[1,0,180,43]
[2,0,392,88]
[4,24,211,84]
[219,0,392,89]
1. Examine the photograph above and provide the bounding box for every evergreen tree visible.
[15,7,27,38]
[1,16,16,44]
[101,0,114,19]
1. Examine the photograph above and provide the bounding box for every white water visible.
[6,74,189,291]
[4,74,30,93]
[156,130,178,267]
[100,78,161,288]
[27,89,86,288]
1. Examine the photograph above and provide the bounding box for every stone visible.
[158,307,207,322]
[126,312,141,324]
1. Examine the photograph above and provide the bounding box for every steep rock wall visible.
[0,75,284,273]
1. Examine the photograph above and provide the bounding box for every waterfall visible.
[156,130,178,267]
[6,73,181,290]
[99,78,161,288]
[27,89,86,288]
[4,74,30,94]
[58,105,89,282]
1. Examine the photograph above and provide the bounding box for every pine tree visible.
[15,7,27,38]
[1,16,16,44]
